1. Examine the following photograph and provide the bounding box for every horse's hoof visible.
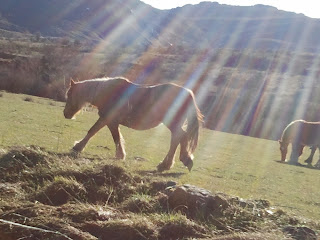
[73,140,86,152]
[115,154,126,160]
[70,149,80,158]
[182,156,194,172]
[157,165,165,172]
[186,160,193,172]
[314,163,320,169]
[306,162,313,167]
[157,163,169,172]
[304,159,312,164]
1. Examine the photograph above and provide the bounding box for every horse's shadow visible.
[55,151,104,161]
[59,151,188,177]
[137,170,186,178]
[274,160,320,170]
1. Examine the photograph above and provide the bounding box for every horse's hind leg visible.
[108,123,126,160]
[179,134,193,171]
[157,129,182,172]
[314,147,320,168]
[73,117,107,152]
[304,146,316,165]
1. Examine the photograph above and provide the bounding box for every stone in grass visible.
[168,184,230,218]
[283,226,317,240]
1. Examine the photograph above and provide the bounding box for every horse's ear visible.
[70,78,75,86]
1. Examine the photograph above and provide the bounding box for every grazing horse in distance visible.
[278,120,320,166]
[63,77,203,172]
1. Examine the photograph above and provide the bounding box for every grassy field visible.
[0,90,320,223]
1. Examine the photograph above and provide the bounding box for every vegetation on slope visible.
[0,91,319,239]
[0,37,319,140]
[0,145,318,239]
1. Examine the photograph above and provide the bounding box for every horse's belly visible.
[121,119,161,130]
[301,136,319,146]
[120,112,162,130]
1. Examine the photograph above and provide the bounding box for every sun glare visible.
[49,0,320,175]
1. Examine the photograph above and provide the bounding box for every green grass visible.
[0,91,320,221]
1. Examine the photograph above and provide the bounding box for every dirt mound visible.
[82,219,158,240]
[36,176,87,205]
[0,146,48,175]
[0,146,318,240]
[34,164,136,206]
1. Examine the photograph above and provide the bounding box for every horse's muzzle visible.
[64,110,73,119]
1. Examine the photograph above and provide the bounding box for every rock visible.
[168,184,230,218]
[150,180,177,193]
[283,226,317,240]
[229,197,270,209]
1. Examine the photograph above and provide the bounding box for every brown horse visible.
[279,120,320,166]
[64,77,203,172]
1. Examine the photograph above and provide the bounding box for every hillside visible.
[1,0,320,52]
[0,0,319,141]
[0,146,309,240]
[0,2,320,239]
[0,91,319,239]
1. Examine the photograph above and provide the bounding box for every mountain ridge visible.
[0,0,320,52]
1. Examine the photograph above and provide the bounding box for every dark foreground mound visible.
[0,146,318,239]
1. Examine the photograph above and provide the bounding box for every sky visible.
[141,0,320,19]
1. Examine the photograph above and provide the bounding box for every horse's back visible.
[302,121,320,145]
[120,82,197,130]
[93,78,134,113]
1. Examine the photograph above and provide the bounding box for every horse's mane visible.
[280,120,302,142]
[80,77,131,84]
[281,119,312,142]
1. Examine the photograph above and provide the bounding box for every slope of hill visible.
[0,0,319,141]
[0,92,319,239]
[1,0,320,52]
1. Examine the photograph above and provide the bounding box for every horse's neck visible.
[282,121,302,143]
[78,81,99,104]
[281,124,293,143]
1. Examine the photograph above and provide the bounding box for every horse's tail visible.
[186,91,204,154]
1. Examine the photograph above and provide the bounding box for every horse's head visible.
[64,79,85,119]
[278,140,289,161]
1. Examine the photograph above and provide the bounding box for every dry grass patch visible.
[36,176,87,205]
[0,146,319,239]
[0,145,48,176]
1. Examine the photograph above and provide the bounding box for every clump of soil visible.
[0,146,319,240]
[36,176,87,205]
[0,146,48,175]
[158,218,208,240]
[82,218,158,240]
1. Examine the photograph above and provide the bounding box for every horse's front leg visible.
[298,145,304,156]
[108,123,126,160]
[73,117,107,152]
[288,143,302,165]
[314,147,320,168]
